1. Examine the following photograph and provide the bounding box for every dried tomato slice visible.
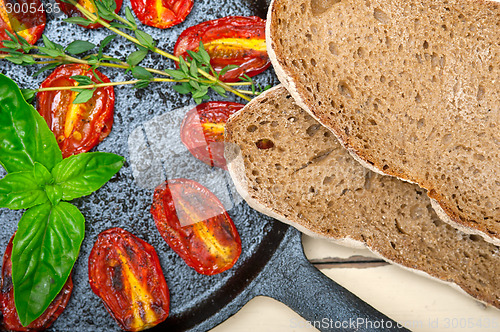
[57,0,123,29]
[0,0,45,49]
[130,0,193,29]
[173,16,270,82]
[151,179,242,275]
[37,64,115,158]
[88,228,169,332]
[1,234,73,332]
[180,102,244,170]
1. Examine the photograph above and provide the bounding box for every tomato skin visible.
[1,234,73,332]
[174,16,270,82]
[0,0,45,50]
[151,179,242,275]
[130,0,193,29]
[57,0,123,29]
[88,228,170,332]
[180,102,244,170]
[36,64,115,158]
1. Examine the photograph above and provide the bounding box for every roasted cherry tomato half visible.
[180,102,244,170]
[37,64,115,158]
[174,16,270,82]
[88,228,170,332]
[130,0,193,29]
[151,178,242,275]
[57,0,123,29]
[1,234,73,331]
[0,0,45,50]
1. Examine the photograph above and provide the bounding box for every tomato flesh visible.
[130,0,193,29]
[174,16,270,82]
[151,179,242,275]
[57,0,123,29]
[180,102,244,170]
[1,234,73,331]
[37,64,115,158]
[88,228,170,332]
[0,0,45,50]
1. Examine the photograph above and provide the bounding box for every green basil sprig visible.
[0,74,124,326]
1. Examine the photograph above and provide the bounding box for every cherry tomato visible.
[88,228,170,332]
[1,234,73,331]
[0,0,45,50]
[57,0,123,29]
[130,0,193,29]
[174,16,270,82]
[36,64,115,158]
[180,102,244,170]
[151,179,242,275]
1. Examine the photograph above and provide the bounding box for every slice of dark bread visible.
[224,85,500,309]
[267,0,500,245]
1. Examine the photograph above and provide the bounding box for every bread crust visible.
[267,0,500,245]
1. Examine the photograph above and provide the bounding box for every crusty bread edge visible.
[224,86,497,310]
[265,0,500,246]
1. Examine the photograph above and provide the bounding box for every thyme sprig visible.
[1,0,270,104]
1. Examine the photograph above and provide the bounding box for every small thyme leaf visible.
[63,17,92,26]
[135,30,155,49]
[127,49,148,66]
[172,83,191,94]
[33,63,59,78]
[92,69,104,83]
[131,66,152,80]
[189,59,198,78]
[186,50,203,63]
[188,80,200,90]
[70,75,94,85]
[211,85,227,97]
[109,22,131,29]
[134,79,150,89]
[178,56,189,75]
[198,42,210,64]
[72,89,96,104]
[65,40,96,55]
[99,35,116,56]
[164,69,186,80]
[125,7,137,28]
[219,65,239,77]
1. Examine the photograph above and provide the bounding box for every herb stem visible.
[36,78,183,92]
[72,1,251,101]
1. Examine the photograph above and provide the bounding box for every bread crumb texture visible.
[225,86,500,309]
[268,0,500,244]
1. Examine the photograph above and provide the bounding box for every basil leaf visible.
[0,74,62,173]
[52,152,124,201]
[12,202,84,327]
[45,184,63,206]
[33,162,53,187]
[0,172,47,209]
[65,40,96,55]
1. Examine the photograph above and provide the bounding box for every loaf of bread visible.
[267,0,500,245]
[225,85,500,309]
